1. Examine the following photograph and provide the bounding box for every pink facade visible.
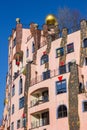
[3,18,87,130]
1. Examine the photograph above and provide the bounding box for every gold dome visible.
[45,14,58,25]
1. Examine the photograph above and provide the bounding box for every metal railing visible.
[30,64,70,86]
[30,96,49,107]
[31,118,49,129]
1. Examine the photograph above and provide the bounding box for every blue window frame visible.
[59,65,66,74]
[19,77,23,95]
[56,79,67,94]
[19,97,24,109]
[56,47,64,57]
[43,70,50,80]
[41,54,48,65]
[67,43,74,53]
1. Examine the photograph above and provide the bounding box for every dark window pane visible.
[83,38,87,47]
[41,54,48,65]
[43,70,50,80]
[58,105,67,118]
[83,101,87,111]
[59,65,66,74]
[19,97,24,109]
[17,120,20,129]
[67,43,74,53]
[19,78,23,95]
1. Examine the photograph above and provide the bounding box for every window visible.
[59,65,66,74]
[42,112,49,126]
[56,79,67,94]
[42,91,48,102]
[13,38,16,47]
[26,48,29,58]
[83,38,87,47]
[57,105,67,118]
[32,42,35,53]
[79,82,83,93]
[43,70,50,80]
[67,43,74,53]
[11,122,14,130]
[12,85,15,96]
[85,58,87,65]
[19,97,24,109]
[83,101,87,112]
[68,62,73,72]
[12,104,14,114]
[41,54,48,65]
[19,77,23,95]
[22,118,26,127]
[56,47,64,57]
[17,120,20,129]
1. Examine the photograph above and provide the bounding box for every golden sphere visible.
[45,14,58,25]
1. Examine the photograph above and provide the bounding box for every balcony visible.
[31,118,49,129]
[30,89,49,107]
[30,64,70,86]
[30,111,49,129]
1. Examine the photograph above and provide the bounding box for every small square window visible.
[67,43,74,53]
[43,70,50,80]
[59,65,66,74]
[56,47,64,57]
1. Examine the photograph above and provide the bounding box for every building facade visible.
[3,15,87,130]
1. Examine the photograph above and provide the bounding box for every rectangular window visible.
[83,101,87,112]
[56,47,64,57]
[43,70,50,80]
[12,104,14,114]
[19,97,24,109]
[13,38,16,48]
[17,120,20,129]
[56,79,67,94]
[85,58,87,65]
[83,38,87,48]
[32,42,35,53]
[12,85,15,96]
[22,118,26,127]
[68,62,73,72]
[11,122,14,130]
[59,65,66,74]
[67,43,74,53]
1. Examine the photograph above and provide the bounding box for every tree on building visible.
[57,7,82,32]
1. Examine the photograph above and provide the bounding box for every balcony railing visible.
[30,96,49,107]
[31,118,49,129]
[30,64,69,86]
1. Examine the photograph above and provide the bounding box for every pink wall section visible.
[4,22,87,130]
